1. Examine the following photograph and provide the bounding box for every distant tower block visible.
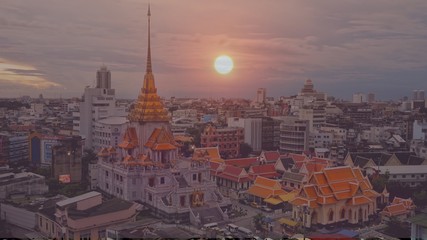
[256,88,266,103]
[367,93,375,103]
[96,65,111,89]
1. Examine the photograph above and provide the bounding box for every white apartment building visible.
[279,116,310,154]
[93,116,128,151]
[298,107,326,131]
[353,93,366,103]
[227,117,262,152]
[76,66,127,148]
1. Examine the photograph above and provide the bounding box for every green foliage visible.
[385,216,410,238]
[371,174,389,193]
[414,190,427,207]
[186,127,203,147]
[239,143,253,158]
[252,213,265,230]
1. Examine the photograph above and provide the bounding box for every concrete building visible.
[256,88,266,104]
[76,66,126,148]
[0,131,29,165]
[0,172,48,199]
[298,107,326,131]
[201,124,244,158]
[279,117,309,154]
[36,191,139,239]
[29,133,64,167]
[353,93,366,103]
[227,117,262,152]
[51,136,83,183]
[93,116,128,151]
[410,208,427,239]
[374,165,427,188]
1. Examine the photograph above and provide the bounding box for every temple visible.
[92,5,231,225]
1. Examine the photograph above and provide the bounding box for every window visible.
[116,174,119,180]
[402,175,406,178]
[160,177,165,184]
[116,187,119,193]
[411,174,415,178]
[340,209,345,219]
[39,216,42,226]
[105,171,109,177]
[148,193,152,201]
[105,183,109,189]
[328,210,334,222]
[193,174,197,181]
[120,189,123,195]
[120,176,123,182]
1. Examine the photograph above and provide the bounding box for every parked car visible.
[250,202,260,208]
[261,206,273,212]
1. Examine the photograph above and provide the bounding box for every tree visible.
[370,173,389,193]
[252,213,265,231]
[385,216,410,238]
[414,190,427,207]
[239,143,253,158]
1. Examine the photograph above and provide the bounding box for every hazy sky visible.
[1,0,427,100]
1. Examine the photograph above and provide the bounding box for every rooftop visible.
[56,191,101,208]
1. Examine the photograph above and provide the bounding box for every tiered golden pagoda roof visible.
[128,5,170,123]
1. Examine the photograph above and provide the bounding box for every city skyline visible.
[1,0,427,100]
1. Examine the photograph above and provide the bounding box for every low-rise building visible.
[201,124,244,158]
[290,166,380,228]
[0,172,48,199]
[36,191,139,239]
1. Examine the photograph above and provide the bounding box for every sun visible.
[214,55,233,75]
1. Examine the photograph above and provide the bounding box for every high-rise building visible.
[256,88,266,103]
[96,65,111,89]
[279,116,310,154]
[52,136,83,183]
[76,66,126,149]
[353,92,366,103]
[367,93,375,103]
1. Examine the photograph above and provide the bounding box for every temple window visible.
[160,177,165,184]
[328,209,334,222]
[340,209,345,219]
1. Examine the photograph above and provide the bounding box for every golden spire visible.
[128,4,170,123]
[146,4,152,73]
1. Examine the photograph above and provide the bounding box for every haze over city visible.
[1,0,427,99]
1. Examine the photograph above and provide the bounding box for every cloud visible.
[0,0,427,100]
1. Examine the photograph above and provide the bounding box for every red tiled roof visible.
[225,157,258,168]
[250,164,277,174]
[304,162,327,174]
[223,165,245,177]
[263,151,281,161]
[118,127,138,149]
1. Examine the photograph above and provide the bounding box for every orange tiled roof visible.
[391,197,415,209]
[144,127,177,151]
[97,147,109,157]
[317,195,337,204]
[319,185,333,195]
[381,203,407,217]
[254,176,282,189]
[118,127,138,149]
[311,172,328,186]
[303,185,318,199]
[192,147,222,161]
[323,166,356,183]
[347,196,372,206]
[291,166,379,209]
[247,185,273,199]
